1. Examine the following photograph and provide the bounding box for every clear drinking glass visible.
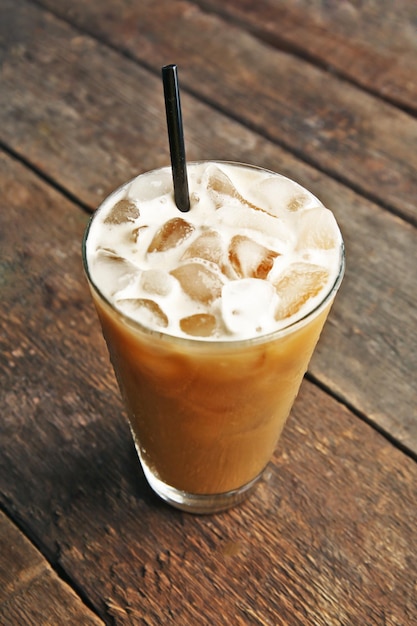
[83,162,344,514]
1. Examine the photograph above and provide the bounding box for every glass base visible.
[140,460,264,514]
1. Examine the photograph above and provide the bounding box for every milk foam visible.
[85,162,343,340]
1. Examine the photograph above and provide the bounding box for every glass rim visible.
[82,161,345,350]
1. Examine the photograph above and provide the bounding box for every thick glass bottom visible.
[138,452,264,514]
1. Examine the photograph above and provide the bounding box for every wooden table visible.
[1,1,416,624]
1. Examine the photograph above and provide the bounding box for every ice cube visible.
[128,167,173,202]
[147,218,195,253]
[103,199,139,224]
[116,298,169,328]
[287,194,311,212]
[295,207,339,250]
[131,225,148,244]
[221,278,276,335]
[170,262,223,304]
[273,263,329,319]
[180,313,217,337]
[215,204,294,252]
[94,248,139,292]
[181,229,224,265]
[96,247,126,264]
[228,235,279,279]
[207,165,239,201]
[250,176,318,218]
[206,164,260,211]
[139,269,175,296]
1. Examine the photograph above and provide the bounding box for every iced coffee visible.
[83,162,344,513]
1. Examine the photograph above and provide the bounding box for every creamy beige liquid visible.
[84,162,344,496]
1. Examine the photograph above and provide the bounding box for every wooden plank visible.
[0,2,416,452]
[0,510,104,625]
[194,0,417,113]
[25,0,417,224]
[0,150,416,625]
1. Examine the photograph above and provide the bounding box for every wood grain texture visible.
[194,0,417,113]
[0,152,416,625]
[29,0,417,225]
[0,510,104,625]
[0,1,416,453]
[1,3,417,621]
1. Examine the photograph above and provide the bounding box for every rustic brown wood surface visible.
[33,0,417,115]
[1,0,416,455]
[33,0,417,225]
[195,0,417,114]
[0,509,104,625]
[1,153,416,624]
[1,0,416,624]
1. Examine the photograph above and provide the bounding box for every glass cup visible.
[83,162,344,514]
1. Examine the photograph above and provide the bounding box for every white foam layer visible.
[86,162,343,340]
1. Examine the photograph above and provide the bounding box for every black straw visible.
[162,64,190,212]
